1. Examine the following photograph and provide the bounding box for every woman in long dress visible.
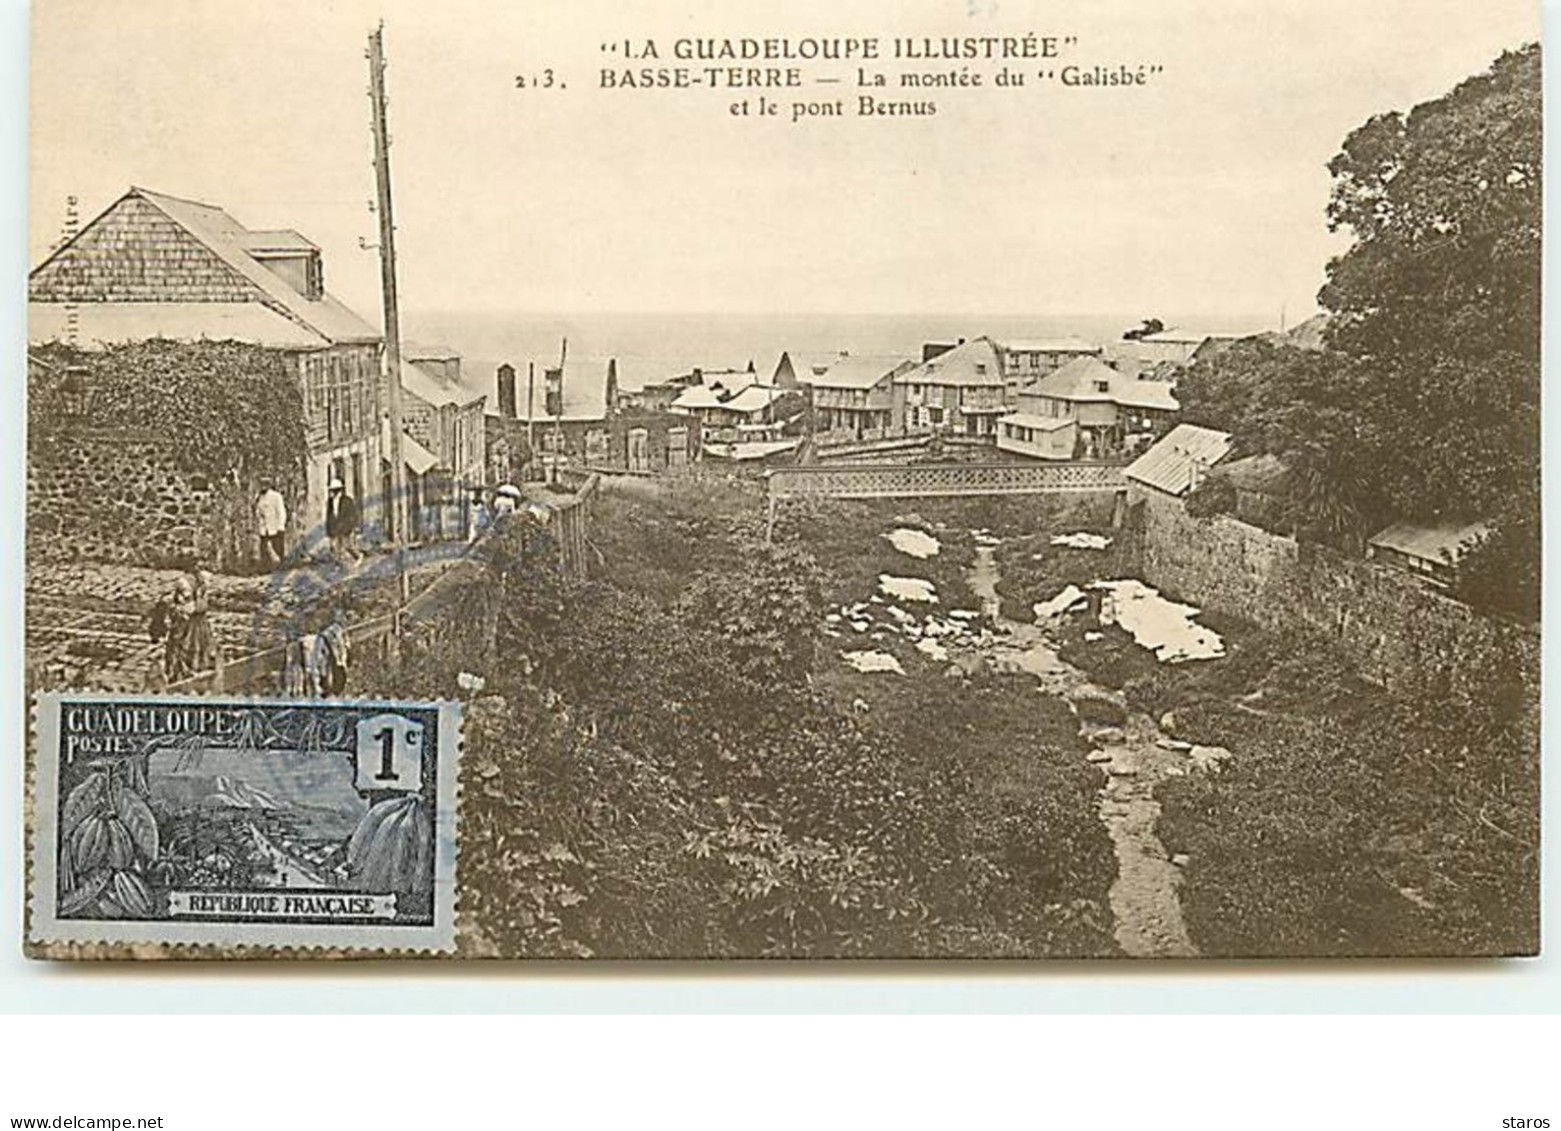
[150,569,217,684]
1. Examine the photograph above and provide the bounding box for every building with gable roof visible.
[994,336,1102,398]
[806,354,916,440]
[890,337,1008,439]
[29,186,391,545]
[999,354,1179,459]
[396,346,487,541]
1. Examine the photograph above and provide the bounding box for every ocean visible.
[403,309,1283,406]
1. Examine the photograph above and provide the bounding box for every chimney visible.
[605,358,619,419]
[497,363,517,418]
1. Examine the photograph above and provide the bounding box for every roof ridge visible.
[130,185,233,213]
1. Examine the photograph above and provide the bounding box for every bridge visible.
[763,460,1129,537]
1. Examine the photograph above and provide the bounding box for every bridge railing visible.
[766,460,1128,501]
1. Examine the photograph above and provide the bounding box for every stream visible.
[966,545,1200,959]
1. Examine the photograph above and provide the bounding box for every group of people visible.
[147,565,217,685]
[254,475,362,572]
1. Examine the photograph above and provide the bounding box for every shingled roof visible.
[29,186,381,348]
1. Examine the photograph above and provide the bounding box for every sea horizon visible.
[403,307,1299,400]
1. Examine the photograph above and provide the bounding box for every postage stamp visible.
[28,694,460,953]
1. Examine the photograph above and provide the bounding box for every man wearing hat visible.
[325,476,361,565]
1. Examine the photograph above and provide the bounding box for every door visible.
[627,428,649,472]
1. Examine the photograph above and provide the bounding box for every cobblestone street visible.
[26,550,460,692]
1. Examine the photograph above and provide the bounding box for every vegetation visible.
[29,339,310,484]
[389,481,1118,958]
[1048,597,1538,956]
[1176,45,1540,619]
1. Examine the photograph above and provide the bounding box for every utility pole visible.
[553,337,567,485]
[526,362,536,481]
[368,23,409,602]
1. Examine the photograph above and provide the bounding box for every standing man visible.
[325,476,361,565]
[255,476,287,571]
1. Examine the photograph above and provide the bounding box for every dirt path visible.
[967,545,1199,958]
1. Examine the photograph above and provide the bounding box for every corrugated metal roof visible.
[1123,424,1233,496]
[29,300,330,351]
[1368,520,1490,564]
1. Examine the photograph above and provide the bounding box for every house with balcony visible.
[999,355,1179,460]
[995,337,1101,399]
[28,185,391,558]
[891,337,1009,440]
[806,354,915,441]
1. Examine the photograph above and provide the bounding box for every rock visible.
[1086,749,1112,763]
[944,665,966,680]
[1156,737,1193,752]
[1108,764,1138,777]
[1071,690,1128,727]
[1087,725,1127,745]
[1188,745,1234,774]
[1159,710,1178,733]
[1171,854,1191,867]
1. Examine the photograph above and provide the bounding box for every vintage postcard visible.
[27,696,460,953]
[23,0,1539,959]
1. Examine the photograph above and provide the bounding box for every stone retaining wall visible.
[28,430,296,572]
[1130,486,1539,723]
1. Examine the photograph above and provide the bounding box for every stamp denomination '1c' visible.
[28,694,460,953]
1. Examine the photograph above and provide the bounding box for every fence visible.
[767,460,1127,501]
[166,474,603,693]
[764,460,1128,539]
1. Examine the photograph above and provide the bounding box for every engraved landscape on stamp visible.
[28,696,460,951]
[23,0,1540,959]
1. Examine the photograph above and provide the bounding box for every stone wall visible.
[29,428,298,573]
[1129,485,1539,717]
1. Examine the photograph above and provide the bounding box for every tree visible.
[1122,318,1165,341]
[1182,45,1539,615]
[1177,339,1386,549]
[1319,44,1539,614]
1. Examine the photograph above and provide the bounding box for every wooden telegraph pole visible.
[526,362,536,481]
[367,23,410,603]
[553,337,567,485]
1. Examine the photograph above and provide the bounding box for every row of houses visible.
[782,333,1212,461]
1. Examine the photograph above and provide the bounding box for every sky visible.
[28,0,1539,325]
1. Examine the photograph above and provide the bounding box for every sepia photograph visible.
[22,0,1540,960]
